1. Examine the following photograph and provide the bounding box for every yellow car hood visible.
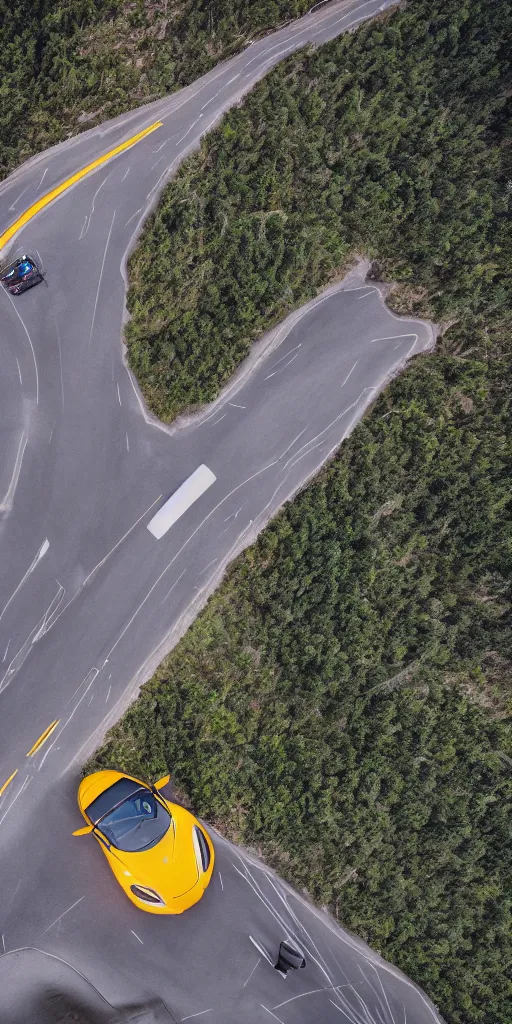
[110,802,200,900]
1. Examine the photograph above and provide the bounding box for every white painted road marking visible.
[198,558,218,576]
[260,1007,285,1024]
[0,433,27,513]
[124,207,143,228]
[42,896,85,936]
[3,290,39,404]
[0,536,49,625]
[36,167,48,191]
[0,776,32,827]
[180,1010,213,1022]
[243,959,260,987]
[249,935,273,965]
[161,568,186,605]
[8,185,30,211]
[88,209,116,348]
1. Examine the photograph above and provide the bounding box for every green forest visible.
[88,2,512,1023]
[1,0,510,1019]
[0,0,312,178]
[126,0,511,421]
[89,354,511,1024]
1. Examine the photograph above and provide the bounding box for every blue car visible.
[0,254,44,295]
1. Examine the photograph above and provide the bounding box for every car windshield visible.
[97,788,171,852]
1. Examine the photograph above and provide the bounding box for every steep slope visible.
[0,0,312,177]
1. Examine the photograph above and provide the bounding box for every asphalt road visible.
[0,2,441,1022]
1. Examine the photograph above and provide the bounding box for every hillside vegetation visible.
[89,353,511,1024]
[87,2,512,1023]
[0,0,311,178]
[126,0,511,421]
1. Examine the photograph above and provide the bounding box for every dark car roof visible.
[86,777,145,824]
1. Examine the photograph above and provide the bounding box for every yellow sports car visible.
[73,770,214,914]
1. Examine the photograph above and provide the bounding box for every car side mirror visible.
[153,773,171,791]
[72,825,94,836]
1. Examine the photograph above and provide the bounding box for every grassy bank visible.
[126,0,511,422]
[0,0,312,179]
[88,351,511,1024]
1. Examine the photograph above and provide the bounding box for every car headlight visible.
[130,884,165,906]
[192,826,211,873]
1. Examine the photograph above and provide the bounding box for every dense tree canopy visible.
[2,0,511,1020]
[89,353,511,1024]
[85,3,511,1022]
[126,0,511,420]
[0,0,312,178]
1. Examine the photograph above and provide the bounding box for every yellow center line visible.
[0,121,163,253]
[26,719,60,758]
[0,769,18,799]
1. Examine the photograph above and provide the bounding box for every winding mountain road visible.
[0,2,440,1021]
